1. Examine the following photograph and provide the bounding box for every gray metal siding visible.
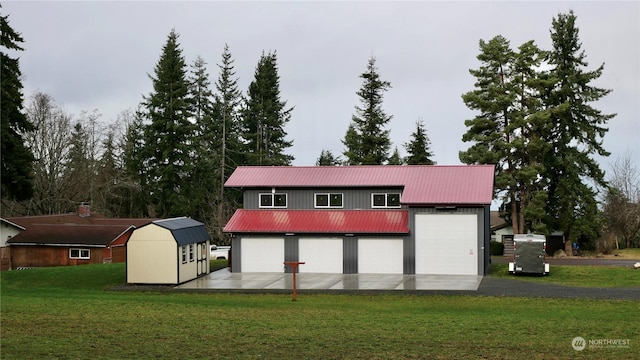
[343,236,358,274]
[284,235,299,272]
[242,188,405,210]
[231,236,241,272]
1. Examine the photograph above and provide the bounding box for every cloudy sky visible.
[4,1,639,172]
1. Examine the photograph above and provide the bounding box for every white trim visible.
[69,248,90,259]
[258,193,288,208]
[371,193,402,208]
[314,193,344,208]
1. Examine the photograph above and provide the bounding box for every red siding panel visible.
[224,210,409,234]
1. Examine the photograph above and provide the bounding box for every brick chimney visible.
[79,203,91,217]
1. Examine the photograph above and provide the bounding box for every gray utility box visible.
[508,234,550,275]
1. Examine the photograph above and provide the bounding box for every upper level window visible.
[259,193,287,208]
[372,193,401,208]
[315,193,343,208]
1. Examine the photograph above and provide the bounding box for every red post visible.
[283,261,305,301]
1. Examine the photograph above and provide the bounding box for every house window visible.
[189,244,194,262]
[69,248,90,260]
[372,193,401,208]
[315,193,343,208]
[182,246,187,264]
[259,193,287,208]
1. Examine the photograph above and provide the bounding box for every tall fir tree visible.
[241,51,294,166]
[215,44,243,182]
[316,149,342,166]
[188,55,218,228]
[460,35,547,234]
[387,147,404,165]
[120,108,150,217]
[140,29,195,218]
[342,56,392,165]
[542,11,614,252]
[404,119,435,165]
[1,9,35,202]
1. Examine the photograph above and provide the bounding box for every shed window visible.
[189,244,194,262]
[69,248,90,259]
[372,193,401,208]
[182,246,187,264]
[259,193,287,208]
[315,193,343,208]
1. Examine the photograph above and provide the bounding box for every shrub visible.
[490,240,504,256]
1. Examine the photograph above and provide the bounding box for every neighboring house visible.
[490,211,512,243]
[1,218,25,270]
[488,211,565,256]
[6,205,153,269]
[490,211,514,256]
[223,165,495,276]
[126,217,210,285]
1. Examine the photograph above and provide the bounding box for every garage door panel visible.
[415,214,477,275]
[241,237,284,272]
[299,238,343,273]
[359,238,403,274]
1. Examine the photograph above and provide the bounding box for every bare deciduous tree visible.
[603,152,640,248]
[24,92,74,214]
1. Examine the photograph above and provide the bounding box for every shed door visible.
[299,238,343,273]
[241,237,285,272]
[415,214,478,275]
[358,238,403,274]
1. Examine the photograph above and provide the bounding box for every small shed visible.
[126,217,210,285]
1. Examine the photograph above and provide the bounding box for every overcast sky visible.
[4,1,639,173]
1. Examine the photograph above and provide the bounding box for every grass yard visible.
[490,263,640,288]
[1,264,638,359]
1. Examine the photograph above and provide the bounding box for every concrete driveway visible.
[176,268,483,291]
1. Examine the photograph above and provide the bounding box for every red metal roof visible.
[225,165,495,205]
[224,210,409,234]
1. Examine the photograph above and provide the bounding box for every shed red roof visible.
[224,210,409,234]
[225,165,495,205]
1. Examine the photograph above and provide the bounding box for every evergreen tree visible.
[387,147,404,165]
[342,124,363,165]
[188,55,218,226]
[460,35,547,234]
[342,56,392,165]
[316,149,342,166]
[404,119,435,165]
[241,51,294,166]
[542,11,614,252]
[1,9,35,201]
[215,44,243,182]
[65,122,91,202]
[120,108,150,217]
[140,29,195,218]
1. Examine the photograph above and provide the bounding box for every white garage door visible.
[415,214,478,275]
[241,237,284,272]
[299,238,343,273]
[358,238,404,274]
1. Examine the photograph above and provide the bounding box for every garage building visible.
[223,165,494,276]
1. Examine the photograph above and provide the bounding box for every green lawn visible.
[490,263,640,287]
[1,264,638,359]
